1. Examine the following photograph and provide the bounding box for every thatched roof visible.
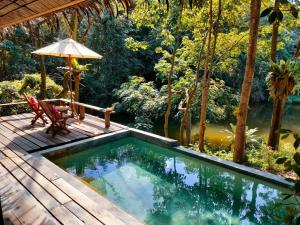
[0,0,134,29]
[0,0,92,28]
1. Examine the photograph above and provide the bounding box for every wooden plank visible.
[25,154,144,225]
[11,114,63,145]
[0,124,39,151]
[51,205,85,225]
[52,178,127,225]
[0,157,61,210]
[0,120,48,148]
[0,133,28,155]
[8,115,58,146]
[64,201,104,225]
[16,114,75,144]
[17,154,61,181]
[0,158,85,225]
[0,164,60,225]
[4,149,72,205]
[19,114,89,140]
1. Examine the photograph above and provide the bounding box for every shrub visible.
[0,73,62,116]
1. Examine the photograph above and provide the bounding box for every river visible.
[112,103,300,147]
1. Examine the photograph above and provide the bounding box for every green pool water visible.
[49,137,292,225]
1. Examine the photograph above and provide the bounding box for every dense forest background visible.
[0,0,299,135]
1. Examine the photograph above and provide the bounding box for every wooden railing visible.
[0,98,115,128]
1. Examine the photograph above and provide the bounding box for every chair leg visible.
[31,114,39,125]
[46,125,52,134]
[41,115,48,125]
[52,129,58,137]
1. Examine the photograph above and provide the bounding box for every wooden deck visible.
[0,112,123,153]
[0,112,143,225]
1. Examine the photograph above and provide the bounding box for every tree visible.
[33,25,47,99]
[270,0,280,62]
[260,1,299,150]
[233,0,261,163]
[266,59,299,150]
[164,1,183,138]
[198,0,221,151]
[178,29,208,146]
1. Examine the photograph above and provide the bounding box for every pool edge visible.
[37,127,294,189]
[128,128,294,189]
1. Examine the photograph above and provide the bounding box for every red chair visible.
[38,100,72,136]
[23,93,48,125]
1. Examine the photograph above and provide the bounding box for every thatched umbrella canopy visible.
[32,38,102,113]
[32,38,102,59]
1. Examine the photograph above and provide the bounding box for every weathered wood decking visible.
[0,112,123,153]
[0,113,143,225]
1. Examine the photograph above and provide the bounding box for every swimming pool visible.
[47,136,292,225]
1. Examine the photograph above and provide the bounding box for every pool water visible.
[50,137,291,225]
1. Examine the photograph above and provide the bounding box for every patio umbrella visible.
[32,38,102,114]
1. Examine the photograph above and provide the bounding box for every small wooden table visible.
[55,106,69,116]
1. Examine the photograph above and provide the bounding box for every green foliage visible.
[275,129,300,224]
[266,60,299,99]
[0,26,63,81]
[81,14,147,106]
[225,123,259,146]
[260,1,299,24]
[114,76,164,131]
[0,74,62,116]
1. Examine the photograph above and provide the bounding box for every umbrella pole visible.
[68,55,74,116]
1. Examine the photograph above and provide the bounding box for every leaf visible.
[282,194,292,200]
[292,164,300,176]
[295,181,300,194]
[276,10,283,22]
[284,159,292,170]
[260,7,273,17]
[294,138,300,150]
[280,0,289,4]
[277,128,292,134]
[291,6,298,18]
[276,157,288,164]
[268,11,277,24]
[294,152,300,165]
[281,133,289,140]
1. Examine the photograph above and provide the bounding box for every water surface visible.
[50,137,291,225]
[151,104,300,146]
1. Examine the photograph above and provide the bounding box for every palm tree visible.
[267,60,298,150]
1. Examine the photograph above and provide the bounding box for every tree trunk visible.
[164,46,178,137]
[71,11,81,105]
[268,97,287,150]
[57,72,70,98]
[198,0,221,151]
[270,0,280,62]
[179,29,209,146]
[74,72,80,102]
[295,38,300,58]
[233,0,261,163]
[35,27,47,99]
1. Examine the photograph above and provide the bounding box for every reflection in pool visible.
[49,137,291,225]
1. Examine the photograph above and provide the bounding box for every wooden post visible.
[104,108,112,128]
[79,105,85,120]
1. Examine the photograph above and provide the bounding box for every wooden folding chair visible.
[23,93,48,125]
[38,100,72,137]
